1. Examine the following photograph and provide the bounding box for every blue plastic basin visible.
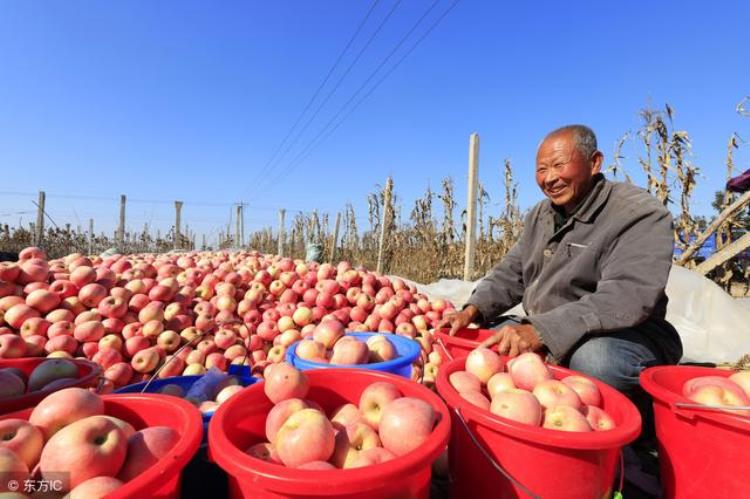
[286,332,420,378]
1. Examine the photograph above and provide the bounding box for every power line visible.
[243,0,403,197]
[253,0,460,195]
[242,0,382,197]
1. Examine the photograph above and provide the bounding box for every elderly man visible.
[438,125,682,434]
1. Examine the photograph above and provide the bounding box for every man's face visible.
[535,132,602,213]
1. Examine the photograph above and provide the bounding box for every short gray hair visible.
[544,124,598,159]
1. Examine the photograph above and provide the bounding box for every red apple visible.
[379,397,435,456]
[490,389,543,426]
[275,409,335,468]
[359,381,402,430]
[542,405,593,432]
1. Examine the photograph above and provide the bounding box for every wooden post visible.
[236,204,242,249]
[88,219,94,255]
[676,190,750,265]
[330,212,341,262]
[118,195,126,249]
[35,191,46,247]
[696,232,750,275]
[277,209,286,257]
[463,133,480,281]
[240,205,245,249]
[376,177,393,274]
[174,201,183,250]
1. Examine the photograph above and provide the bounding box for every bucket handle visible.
[452,406,541,499]
[435,336,453,362]
[141,331,210,393]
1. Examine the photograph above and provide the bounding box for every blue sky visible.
[1,1,748,246]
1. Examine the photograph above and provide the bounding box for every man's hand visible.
[478,323,544,357]
[435,305,480,336]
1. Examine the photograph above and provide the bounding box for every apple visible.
[157,330,181,353]
[312,320,345,349]
[379,397,436,456]
[30,387,105,439]
[0,334,27,359]
[78,283,108,308]
[104,363,133,388]
[28,358,79,392]
[131,347,160,374]
[561,375,602,407]
[487,372,516,398]
[267,345,287,364]
[465,347,504,384]
[40,415,127,491]
[330,403,365,428]
[0,447,29,493]
[0,419,44,469]
[5,304,40,329]
[366,336,397,363]
[490,389,543,426]
[330,338,369,365]
[264,363,309,403]
[359,382,402,430]
[216,385,244,404]
[460,390,491,410]
[449,371,482,393]
[688,384,750,415]
[275,409,335,468]
[533,379,583,410]
[683,375,747,401]
[265,398,309,443]
[124,336,150,359]
[292,307,313,327]
[205,352,227,371]
[67,476,123,499]
[348,447,395,468]
[19,316,51,338]
[245,442,282,464]
[183,364,207,376]
[507,352,553,391]
[331,422,382,468]
[117,426,180,482]
[583,405,617,431]
[543,405,593,432]
[142,319,164,338]
[73,320,105,343]
[296,339,327,361]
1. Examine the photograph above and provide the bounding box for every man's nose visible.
[544,169,559,186]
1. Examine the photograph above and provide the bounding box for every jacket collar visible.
[541,174,611,229]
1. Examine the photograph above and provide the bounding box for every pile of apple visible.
[681,371,750,415]
[243,362,438,469]
[0,246,454,390]
[0,387,180,497]
[0,358,90,400]
[155,374,246,415]
[295,324,399,365]
[449,349,616,432]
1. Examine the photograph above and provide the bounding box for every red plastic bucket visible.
[0,357,102,414]
[436,357,641,499]
[433,328,497,362]
[640,365,750,499]
[208,368,451,498]
[0,393,203,498]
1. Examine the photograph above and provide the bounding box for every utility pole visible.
[464,133,480,281]
[35,191,46,247]
[118,195,126,249]
[174,201,183,250]
[278,209,286,256]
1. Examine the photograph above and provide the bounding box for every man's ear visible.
[591,151,604,174]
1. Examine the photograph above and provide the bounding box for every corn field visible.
[1,102,748,293]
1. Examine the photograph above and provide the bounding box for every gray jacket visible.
[467,175,682,363]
